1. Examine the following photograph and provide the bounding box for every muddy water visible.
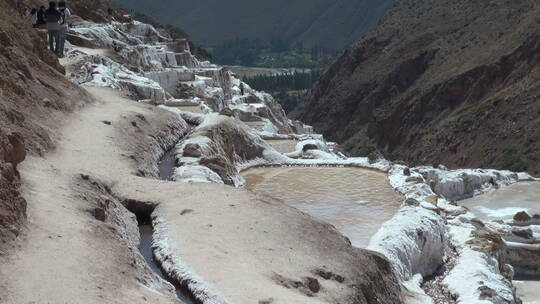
[175,106,204,114]
[459,182,540,303]
[244,121,268,132]
[139,225,196,304]
[458,182,540,221]
[158,148,177,180]
[158,125,196,181]
[266,139,298,153]
[514,276,540,304]
[242,167,403,247]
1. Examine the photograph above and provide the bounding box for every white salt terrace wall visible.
[366,164,534,304]
[417,167,522,201]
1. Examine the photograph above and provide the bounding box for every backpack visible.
[45,8,61,23]
[59,8,66,25]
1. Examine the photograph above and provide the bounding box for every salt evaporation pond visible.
[266,139,298,153]
[242,167,403,247]
[459,181,540,304]
[459,182,540,221]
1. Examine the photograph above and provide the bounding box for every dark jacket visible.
[37,9,46,25]
[44,8,61,30]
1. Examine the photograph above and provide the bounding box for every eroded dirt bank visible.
[0,87,182,303]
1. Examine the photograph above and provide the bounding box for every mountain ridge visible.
[293,0,540,175]
[114,0,393,50]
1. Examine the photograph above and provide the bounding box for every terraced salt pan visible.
[243,121,268,132]
[458,181,540,304]
[172,106,204,114]
[458,182,540,221]
[514,277,540,304]
[266,139,298,153]
[242,167,403,247]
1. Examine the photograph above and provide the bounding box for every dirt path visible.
[0,86,402,304]
[0,87,179,304]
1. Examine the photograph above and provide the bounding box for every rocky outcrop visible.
[0,131,27,247]
[172,114,280,185]
[293,0,540,176]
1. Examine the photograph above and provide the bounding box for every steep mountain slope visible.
[114,0,393,50]
[0,0,96,247]
[293,0,540,175]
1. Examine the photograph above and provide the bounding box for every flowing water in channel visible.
[459,182,540,304]
[139,225,197,304]
[242,167,403,247]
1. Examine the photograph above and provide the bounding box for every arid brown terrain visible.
[293,0,540,176]
[0,0,95,247]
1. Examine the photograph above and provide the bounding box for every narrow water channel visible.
[158,125,195,181]
[139,224,197,304]
[242,167,403,247]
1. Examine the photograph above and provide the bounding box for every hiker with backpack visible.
[57,1,72,57]
[44,2,62,55]
[28,8,38,27]
[36,6,46,26]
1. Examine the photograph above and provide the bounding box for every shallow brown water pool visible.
[266,139,298,153]
[242,167,403,247]
[458,182,540,221]
[459,182,540,303]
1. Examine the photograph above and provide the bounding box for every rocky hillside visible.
[114,0,393,51]
[0,0,94,248]
[293,0,540,175]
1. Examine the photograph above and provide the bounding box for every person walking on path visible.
[28,8,38,27]
[107,8,115,23]
[57,1,71,57]
[45,2,62,55]
[36,6,46,26]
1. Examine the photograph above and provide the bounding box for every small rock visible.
[180,209,193,215]
[5,133,26,167]
[94,208,107,222]
[304,277,320,293]
[219,108,234,117]
[131,121,138,127]
[333,274,345,283]
[315,269,332,280]
[513,211,532,222]
[136,114,147,122]
[404,198,420,206]
[258,298,274,304]
[367,150,383,164]
[0,163,16,182]
[478,285,496,297]
[405,176,423,183]
[183,143,202,157]
[81,174,90,180]
[403,167,411,176]
[102,121,111,125]
[512,228,533,239]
